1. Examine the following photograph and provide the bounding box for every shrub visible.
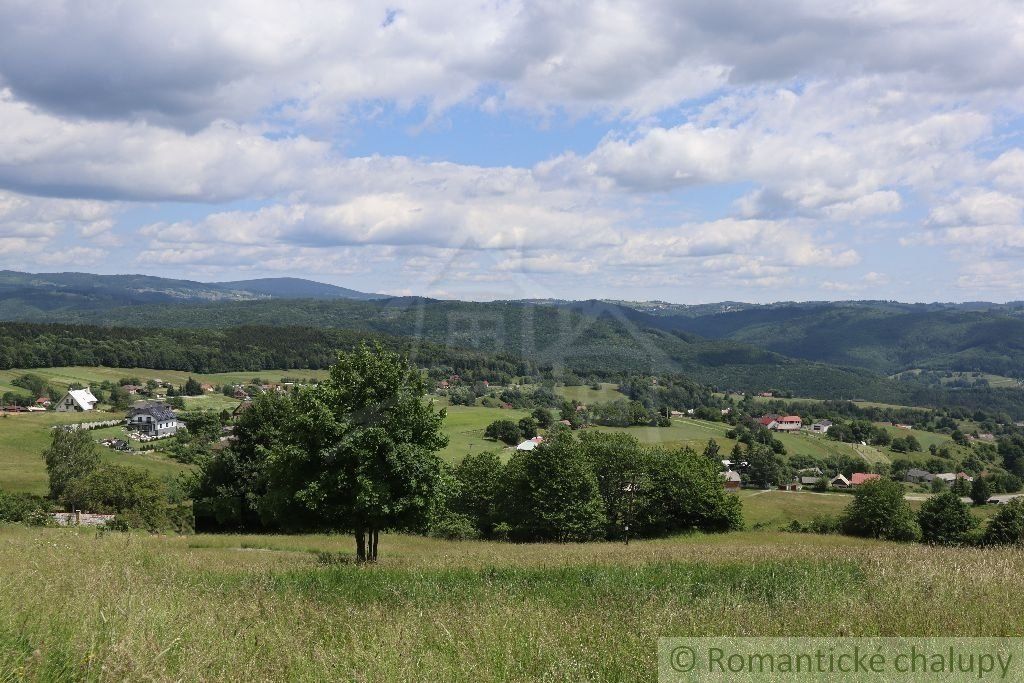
[0,490,49,523]
[983,499,1024,545]
[429,512,481,541]
[62,464,172,531]
[809,515,840,535]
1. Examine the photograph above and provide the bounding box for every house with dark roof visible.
[905,468,934,484]
[127,403,180,437]
[811,420,833,433]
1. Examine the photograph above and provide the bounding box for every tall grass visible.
[1,526,1022,681]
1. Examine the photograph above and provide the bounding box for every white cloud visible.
[2,1,1022,127]
[0,2,1022,300]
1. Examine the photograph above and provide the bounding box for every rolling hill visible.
[0,270,383,319]
[607,302,1024,377]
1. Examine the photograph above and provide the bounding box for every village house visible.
[121,385,143,395]
[516,436,544,451]
[757,415,780,430]
[830,474,852,489]
[721,470,742,490]
[127,403,180,437]
[35,397,51,407]
[905,468,934,484]
[55,388,99,412]
[811,419,833,433]
[778,481,801,491]
[850,472,881,487]
[800,475,822,487]
[775,415,802,432]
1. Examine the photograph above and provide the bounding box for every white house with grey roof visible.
[55,388,99,412]
[127,403,180,437]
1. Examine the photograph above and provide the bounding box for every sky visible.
[1,1,1023,303]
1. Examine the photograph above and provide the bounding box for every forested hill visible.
[607,302,1024,377]
[0,270,382,318]
[0,296,1015,411]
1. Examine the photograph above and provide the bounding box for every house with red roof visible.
[775,416,802,432]
[850,472,881,486]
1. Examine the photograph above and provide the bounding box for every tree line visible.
[189,344,742,557]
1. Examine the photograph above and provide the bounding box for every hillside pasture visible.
[0,411,192,493]
[437,404,533,463]
[555,382,626,404]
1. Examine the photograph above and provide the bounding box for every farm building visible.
[55,388,99,412]
[721,470,742,490]
[850,472,881,487]
[811,420,832,433]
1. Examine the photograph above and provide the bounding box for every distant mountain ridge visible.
[0,270,384,317]
[3,270,1024,391]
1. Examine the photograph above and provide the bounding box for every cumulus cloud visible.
[2,1,1022,127]
[0,190,120,264]
[0,1,1022,299]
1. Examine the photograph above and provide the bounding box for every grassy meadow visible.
[0,412,193,494]
[2,526,1023,681]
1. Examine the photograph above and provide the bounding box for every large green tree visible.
[499,432,606,542]
[452,450,503,536]
[42,427,100,502]
[841,479,921,542]
[260,344,447,561]
[917,490,976,545]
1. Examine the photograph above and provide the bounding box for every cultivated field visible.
[1,526,1022,681]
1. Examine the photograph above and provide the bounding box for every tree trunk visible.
[370,529,379,562]
[356,529,366,562]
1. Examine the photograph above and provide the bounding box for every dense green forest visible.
[624,303,1024,377]
[3,299,911,398]
[0,323,530,381]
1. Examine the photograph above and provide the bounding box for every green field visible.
[437,405,532,462]
[555,382,626,404]
[2,525,1022,681]
[738,489,853,527]
[0,366,330,396]
[0,411,193,493]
